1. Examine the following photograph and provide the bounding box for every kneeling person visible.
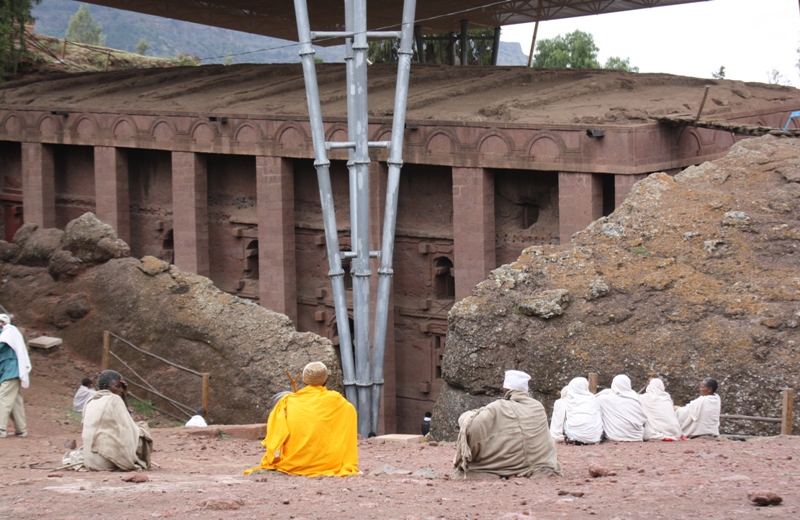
[453,370,562,479]
[82,370,152,471]
[245,362,359,477]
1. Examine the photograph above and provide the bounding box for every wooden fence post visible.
[782,388,795,436]
[202,373,210,413]
[588,373,598,394]
[104,51,111,71]
[61,37,67,59]
[102,331,110,370]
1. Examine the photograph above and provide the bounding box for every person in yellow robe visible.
[245,361,359,477]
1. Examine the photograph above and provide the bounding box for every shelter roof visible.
[82,1,710,43]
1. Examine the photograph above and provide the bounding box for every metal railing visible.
[101,331,209,421]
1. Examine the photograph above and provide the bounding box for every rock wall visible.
[0,213,339,424]
[432,136,800,440]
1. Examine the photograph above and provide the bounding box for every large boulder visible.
[432,136,800,440]
[63,212,122,263]
[1,219,338,425]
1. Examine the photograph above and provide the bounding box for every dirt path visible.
[0,347,797,519]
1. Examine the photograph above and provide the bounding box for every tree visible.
[66,4,105,47]
[368,28,496,65]
[532,30,600,69]
[0,0,42,76]
[767,67,790,86]
[136,37,148,55]
[604,56,639,73]
[711,66,725,80]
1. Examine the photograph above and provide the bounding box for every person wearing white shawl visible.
[563,377,603,445]
[0,314,30,438]
[549,386,569,441]
[596,374,646,442]
[639,378,683,441]
[675,378,720,438]
[453,370,562,479]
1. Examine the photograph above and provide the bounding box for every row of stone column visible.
[19,143,644,315]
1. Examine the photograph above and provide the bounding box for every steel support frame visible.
[293,0,416,437]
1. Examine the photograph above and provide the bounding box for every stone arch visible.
[525,132,565,161]
[276,122,309,150]
[372,125,393,143]
[36,114,61,138]
[74,114,99,139]
[424,129,457,155]
[677,128,701,157]
[190,121,217,146]
[476,130,513,156]
[325,124,348,144]
[233,122,262,145]
[149,119,176,143]
[112,116,137,141]
[1,113,24,137]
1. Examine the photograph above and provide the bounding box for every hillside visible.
[31,0,529,65]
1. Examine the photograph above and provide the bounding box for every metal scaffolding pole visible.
[292,0,415,437]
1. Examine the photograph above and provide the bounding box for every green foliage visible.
[0,0,42,75]
[66,3,104,46]
[532,30,600,69]
[313,56,324,64]
[631,246,648,255]
[170,53,199,66]
[369,28,496,65]
[604,56,639,73]
[711,65,725,80]
[130,397,155,417]
[135,36,148,55]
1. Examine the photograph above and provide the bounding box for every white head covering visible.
[503,370,531,391]
[0,319,31,388]
[611,374,640,400]
[0,314,10,325]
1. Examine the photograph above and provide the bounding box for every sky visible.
[500,0,800,85]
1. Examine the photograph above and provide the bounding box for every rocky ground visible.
[0,345,797,519]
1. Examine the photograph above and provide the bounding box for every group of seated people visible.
[550,375,721,444]
[70,363,719,481]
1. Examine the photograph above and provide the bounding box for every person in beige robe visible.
[453,370,562,479]
[82,370,151,471]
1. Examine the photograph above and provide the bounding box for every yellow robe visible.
[245,385,360,477]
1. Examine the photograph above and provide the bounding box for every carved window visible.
[433,256,454,299]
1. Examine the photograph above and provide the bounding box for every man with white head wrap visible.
[549,386,569,441]
[563,377,603,444]
[0,314,30,438]
[596,374,647,442]
[639,378,683,441]
[245,361,359,477]
[453,369,562,479]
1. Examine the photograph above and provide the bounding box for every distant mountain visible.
[31,0,528,66]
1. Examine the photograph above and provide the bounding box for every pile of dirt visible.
[0,213,337,425]
[2,62,799,126]
[432,135,800,441]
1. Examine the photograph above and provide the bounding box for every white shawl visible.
[596,375,646,442]
[639,378,683,440]
[0,324,31,388]
[563,377,603,444]
[549,386,568,441]
[676,394,720,437]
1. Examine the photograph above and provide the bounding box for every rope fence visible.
[101,331,209,421]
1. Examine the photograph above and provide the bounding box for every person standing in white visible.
[0,314,31,438]
[675,378,720,438]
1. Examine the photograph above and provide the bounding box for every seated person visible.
[82,370,152,471]
[675,377,720,438]
[549,385,569,442]
[244,362,359,477]
[185,407,208,427]
[453,370,562,479]
[639,378,683,441]
[72,377,96,413]
[563,377,603,445]
[597,374,647,442]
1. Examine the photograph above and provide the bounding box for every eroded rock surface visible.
[0,213,338,424]
[432,136,800,441]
